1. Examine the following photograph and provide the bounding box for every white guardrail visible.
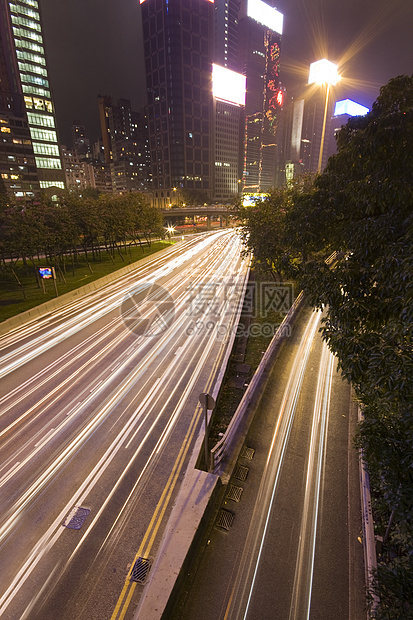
[210,290,305,468]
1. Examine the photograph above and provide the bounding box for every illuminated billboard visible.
[247,0,283,35]
[212,65,246,106]
[334,99,369,117]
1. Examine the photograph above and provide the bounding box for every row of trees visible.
[0,189,164,276]
[238,75,413,617]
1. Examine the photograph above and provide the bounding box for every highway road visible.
[173,306,364,620]
[0,230,249,620]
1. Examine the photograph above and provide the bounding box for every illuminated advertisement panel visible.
[334,99,369,117]
[39,267,53,279]
[247,0,283,35]
[242,193,267,206]
[264,38,283,136]
[212,64,246,106]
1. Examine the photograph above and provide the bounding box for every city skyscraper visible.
[140,0,215,208]
[239,0,284,193]
[140,0,284,205]
[0,0,64,198]
[213,0,240,71]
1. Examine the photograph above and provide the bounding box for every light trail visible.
[288,340,334,620]
[222,310,337,620]
[0,229,250,618]
[0,231,231,379]
[223,309,322,620]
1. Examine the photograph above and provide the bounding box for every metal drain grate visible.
[234,464,249,481]
[216,509,234,531]
[226,484,243,502]
[63,506,90,530]
[240,446,255,460]
[130,557,151,584]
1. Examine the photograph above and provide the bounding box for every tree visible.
[0,175,9,212]
[286,75,413,614]
[237,187,291,281]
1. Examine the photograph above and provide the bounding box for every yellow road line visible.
[112,317,228,619]
[111,403,203,620]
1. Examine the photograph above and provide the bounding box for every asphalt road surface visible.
[173,306,365,620]
[0,230,249,620]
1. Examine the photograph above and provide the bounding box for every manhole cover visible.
[63,506,90,530]
[130,557,152,583]
[216,509,234,531]
[226,484,243,502]
[234,464,249,481]
[240,446,255,460]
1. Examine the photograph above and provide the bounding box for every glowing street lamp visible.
[308,58,340,172]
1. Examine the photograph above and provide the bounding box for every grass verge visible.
[0,241,174,323]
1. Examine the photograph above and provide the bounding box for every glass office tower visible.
[140,0,215,207]
[0,0,64,197]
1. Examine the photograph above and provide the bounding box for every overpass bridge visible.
[161,205,236,230]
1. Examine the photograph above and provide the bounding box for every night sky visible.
[40,0,413,146]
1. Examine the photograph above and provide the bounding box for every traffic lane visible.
[0,295,245,477]
[0,238,243,441]
[241,316,326,620]
[309,370,358,619]
[1,329,231,620]
[170,306,317,620]
[0,230,231,381]
[0,234,207,357]
[0,290,248,613]
[0,245,246,528]
[0,230,241,407]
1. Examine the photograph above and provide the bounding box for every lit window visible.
[12,26,43,43]
[32,142,59,156]
[40,181,65,189]
[27,112,55,127]
[22,84,50,97]
[1,127,11,133]
[30,127,57,142]
[35,157,62,169]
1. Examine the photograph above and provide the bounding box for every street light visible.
[308,58,340,172]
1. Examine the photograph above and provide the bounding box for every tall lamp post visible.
[308,58,340,172]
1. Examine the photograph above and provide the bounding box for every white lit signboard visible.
[212,64,246,106]
[247,0,283,35]
[334,99,369,117]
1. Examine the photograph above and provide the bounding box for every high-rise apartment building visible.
[140,0,215,207]
[98,96,150,193]
[0,0,64,198]
[71,121,91,159]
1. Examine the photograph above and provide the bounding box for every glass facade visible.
[141,0,214,202]
[3,0,64,192]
